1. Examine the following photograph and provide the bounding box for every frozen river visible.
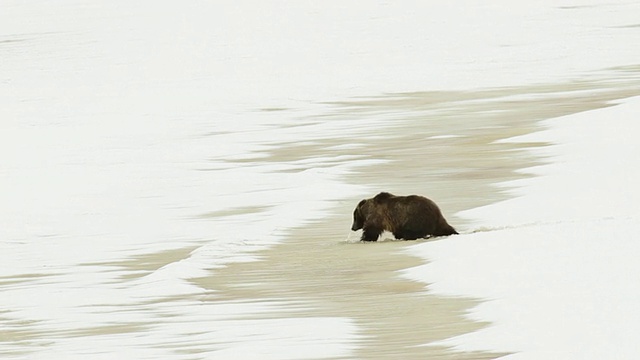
[2,1,640,359]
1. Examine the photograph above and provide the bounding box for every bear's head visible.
[351,193,394,231]
[351,199,369,231]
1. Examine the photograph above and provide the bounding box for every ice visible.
[406,96,640,359]
[2,0,640,358]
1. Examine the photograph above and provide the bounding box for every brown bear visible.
[351,192,458,241]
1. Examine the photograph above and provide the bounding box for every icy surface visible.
[405,96,640,359]
[2,0,640,358]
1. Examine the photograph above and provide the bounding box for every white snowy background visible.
[2,1,639,358]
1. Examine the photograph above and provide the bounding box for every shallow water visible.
[2,64,638,359]
[192,69,640,359]
[3,1,640,357]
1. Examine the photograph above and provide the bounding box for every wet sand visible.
[194,68,640,359]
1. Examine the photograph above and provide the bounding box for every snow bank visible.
[2,0,640,358]
[405,96,640,359]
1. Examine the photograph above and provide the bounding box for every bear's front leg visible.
[361,225,382,242]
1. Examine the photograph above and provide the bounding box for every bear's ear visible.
[357,199,367,208]
[374,192,393,202]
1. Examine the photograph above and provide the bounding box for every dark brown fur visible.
[351,192,458,241]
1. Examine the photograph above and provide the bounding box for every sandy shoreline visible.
[193,70,640,359]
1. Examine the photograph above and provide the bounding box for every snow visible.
[405,96,640,359]
[2,0,640,358]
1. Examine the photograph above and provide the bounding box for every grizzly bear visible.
[351,192,458,241]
